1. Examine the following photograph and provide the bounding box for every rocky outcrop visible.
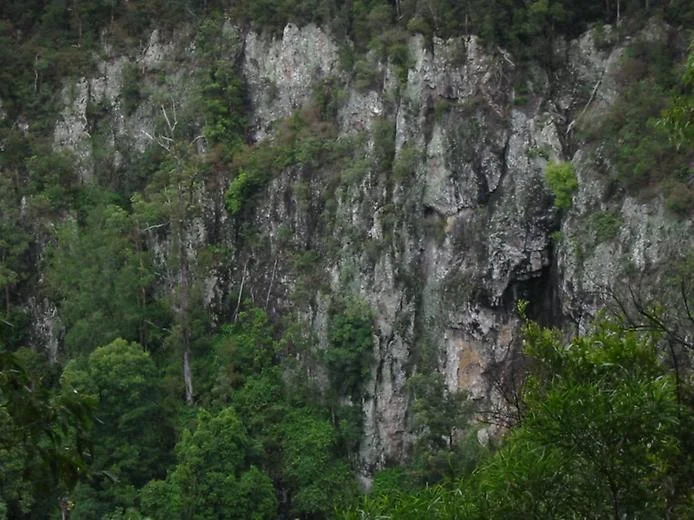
[41,21,692,479]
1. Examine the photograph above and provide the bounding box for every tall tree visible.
[1,348,92,518]
[471,318,689,519]
[140,407,277,520]
[60,338,173,518]
[132,137,208,405]
[46,197,164,356]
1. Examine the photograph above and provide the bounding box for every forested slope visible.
[0,1,693,518]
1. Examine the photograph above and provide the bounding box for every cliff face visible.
[34,20,692,476]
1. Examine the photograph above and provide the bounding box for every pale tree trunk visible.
[183,347,193,405]
[141,101,196,404]
[179,247,194,405]
[234,260,248,323]
[265,258,278,310]
[34,55,39,93]
[177,186,194,405]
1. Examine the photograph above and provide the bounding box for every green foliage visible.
[582,39,693,213]
[61,339,173,518]
[1,348,92,518]
[656,46,694,214]
[658,46,694,151]
[470,319,685,519]
[210,308,276,388]
[544,161,577,210]
[120,63,142,116]
[226,170,253,216]
[46,198,165,355]
[325,297,374,401]
[2,3,694,519]
[525,143,550,160]
[406,15,432,37]
[141,407,277,520]
[0,171,30,348]
[591,23,615,51]
[200,61,248,152]
[353,57,382,91]
[312,77,345,122]
[26,148,79,211]
[216,0,688,63]
[225,108,347,219]
[337,480,465,520]
[371,118,396,174]
[393,144,421,182]
[226,368,286,462]
[590,210,622,243]
[280,409,359,516]
[408,372,476,484]
[342,318,693,518]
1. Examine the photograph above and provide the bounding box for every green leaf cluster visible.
[60,339,173,518]
[581,39,693,214]
[325,297,375,401]
[1,348,92,518]
[140,408,276,520]
[225,109,346,218]
[544,161,577,210]
[341,318,694,519]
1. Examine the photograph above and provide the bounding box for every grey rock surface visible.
[35,20,693,479]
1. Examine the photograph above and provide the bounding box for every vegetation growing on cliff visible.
[544,161,577,210]
[0,1,693,518]
[340,315,694,519]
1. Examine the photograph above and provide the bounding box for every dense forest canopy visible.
[0,0,693,518]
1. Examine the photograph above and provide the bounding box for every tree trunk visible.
[177,183,194,405]
[183,347,193,405]
[234,260,248,323]
[265,258,278,311]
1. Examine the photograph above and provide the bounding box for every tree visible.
[325,297,374,402]
[280,409,359,517]
[340,316,694,519]
[408,372,476,484]
[132,101,219,405]
[1,348,92,518]
[0,172,30,348]
[140,407,277,520]
[471,318,687,519]
[60,339,173,518]
[46,197,165,356]
[656,44,693,212]
[544,161,577,210]
[212,308,277,385]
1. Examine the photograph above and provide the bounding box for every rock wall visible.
[40,21,692,478]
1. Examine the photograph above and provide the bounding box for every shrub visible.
[512,94,529,106]
[544,161,578,210]
[120,62,142,115]
[226,170,253,216]
[591,211,622,243]
[325,297,374,401]
[372,119,396,173]
[434,98,455,121]
[354,58,381,91]
[665,181,694,216]
[406,16,432,38]
[393,145,421,182]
